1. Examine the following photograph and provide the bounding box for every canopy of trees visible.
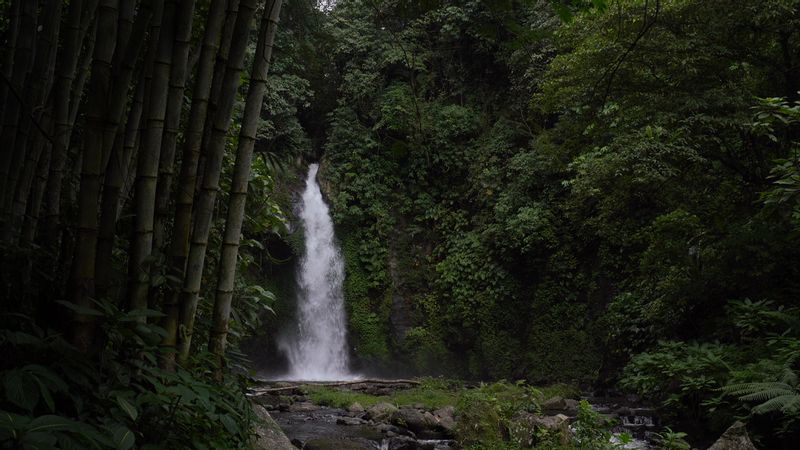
[1,0,800,448]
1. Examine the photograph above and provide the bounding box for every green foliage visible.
[287,5,800,449]
[724,375,800,416]
[621,297,800,437]
[726,299,797,340]
[455,381,542,448]
[456,384,627,449]
[755,97,800,231]
[572,400,629,450]
[654,427,691,450]
[0,306,257,449]
[340,233,391,362]
[621,341,733,418]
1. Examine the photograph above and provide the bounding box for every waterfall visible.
[278,164,357,381]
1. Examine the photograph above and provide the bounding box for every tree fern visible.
[723,370,800,415]
[752,394,800,415]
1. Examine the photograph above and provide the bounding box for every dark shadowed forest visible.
[1,0,799,449]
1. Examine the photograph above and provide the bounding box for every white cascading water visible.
[278,163,357,381]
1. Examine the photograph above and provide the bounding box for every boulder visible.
[391,407,438,434]
[348,402,365,413]
[366,402,399,422]
[532,414,569,431]
[376,422,413,437]
[708,421,757,450]
[251,405,294,450]
[563,399,580,414]
[253,393,281,408]
[542,396,566,412]
[387,435,438,450]
[336,416,367,426]
[433,406,456,432]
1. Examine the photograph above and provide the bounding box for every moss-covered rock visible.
[251,405,294,450]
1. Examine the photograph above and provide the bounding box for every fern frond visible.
[739,387,793,402]
[724,382,791,397]
[752,394,800,414]
[778,395,800,414]
[780,368,798,386]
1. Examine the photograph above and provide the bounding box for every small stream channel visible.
[253,381,660,450]
[271,406,456,450]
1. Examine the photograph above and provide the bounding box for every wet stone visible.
[303,438,372,450]
[289,402,318,413]
[336,416,367,426]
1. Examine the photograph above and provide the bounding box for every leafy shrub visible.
[457,384,631,450]
[654,427,691,450]
[0,304,256,449]
[620,341,733,418]
[455,381,541,448]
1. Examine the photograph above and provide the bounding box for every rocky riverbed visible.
[248,380,664,450]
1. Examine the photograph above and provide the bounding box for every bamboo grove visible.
[0,0,284,376]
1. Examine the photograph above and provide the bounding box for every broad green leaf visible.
[24,365,68,392]
[111,425,135,450]
[116,396,138,421]
[0,409,30,433]
[22,430,58,449]
[55,300,104,317]
[34,378,55,412]
[56,432,86,450]
[28,415,79,433]
[219,414,239,435]
[4,370,40,412]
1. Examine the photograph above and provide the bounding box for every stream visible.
[252,381,659,450]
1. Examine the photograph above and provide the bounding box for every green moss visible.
[341,232,391,361]
[524,326,603,383]
[402,326,459,375]
[307,387,386,409]
[348,299,390,359]
[306,384,458,410]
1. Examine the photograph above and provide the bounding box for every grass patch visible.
[306,378,461,410]
[304,379,580,413]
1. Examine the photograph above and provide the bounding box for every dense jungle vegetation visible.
[1,0,800,448]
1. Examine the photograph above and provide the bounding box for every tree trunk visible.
[95,76,147,300]
[160,0,229,367]
[70,0,120,351]
[209,0,283,379]
[0,0,38,233]
[176,0,260,364]
[21,140,53,245]
[127,0,178,315]
[101,0,154,170]
[151,0,198,259]
[0,0,22,114]
[195,0,241,197]
[4,0,64,242]
[43,0,97,252]
[55,13,98,278]
[94,0,158,300]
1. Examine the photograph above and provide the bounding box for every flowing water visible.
[278,163,358,381]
